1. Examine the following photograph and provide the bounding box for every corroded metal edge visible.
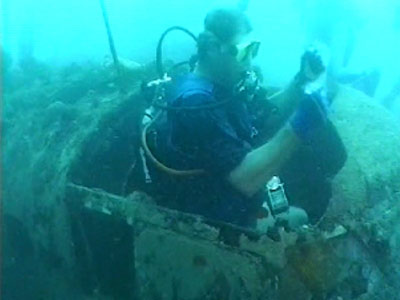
[65,183,301,261]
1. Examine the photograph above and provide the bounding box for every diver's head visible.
[196,8,259,88]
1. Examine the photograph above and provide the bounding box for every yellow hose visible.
[141,87,284,177]
[141,111,205,177]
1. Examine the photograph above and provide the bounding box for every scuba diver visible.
[141,8,330,230]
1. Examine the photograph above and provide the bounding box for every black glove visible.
[296,47,326,86]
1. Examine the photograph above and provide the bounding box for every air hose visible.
[141,26,208,177]
[141,88,284,177]
[143,25,286,177]
[156,26,198,78]
[141,111,205,176]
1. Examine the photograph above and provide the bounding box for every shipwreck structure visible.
[2,63,400,299]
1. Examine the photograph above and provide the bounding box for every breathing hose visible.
[156,26,198,78]
[141,88,284,177]
[143,24,286,177]
[141,111,205,176]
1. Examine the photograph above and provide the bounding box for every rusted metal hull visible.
[67,183,398,300]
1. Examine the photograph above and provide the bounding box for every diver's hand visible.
[290,88,329,141]
[296,47,326,86]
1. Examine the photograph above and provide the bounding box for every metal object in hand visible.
[266,176,289,216]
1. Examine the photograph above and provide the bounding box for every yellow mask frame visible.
[235,40,261,63]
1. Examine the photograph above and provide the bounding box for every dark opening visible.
[280,121,347,223]
[2,215,37,300]
[69,205,136,299]
[68,93,146,196]
[66,91,149,299]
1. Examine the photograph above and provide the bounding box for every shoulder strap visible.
[167,74,214,105]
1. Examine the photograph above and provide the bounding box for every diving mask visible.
[235,40,261,63]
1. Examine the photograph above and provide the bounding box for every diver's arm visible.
[229,48,327,197]
[262,48,326,134]
[228,84,330,197]
[227,79,304,198]
[274,80,303,116]
[228,124,299,198]
[260,80,303,137]
[268,79,302,117]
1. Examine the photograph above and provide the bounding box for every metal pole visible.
[99,0,121,76]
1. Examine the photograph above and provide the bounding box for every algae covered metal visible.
[3,55,400,299]
[66,177,398,300]
[64,83,400,300]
